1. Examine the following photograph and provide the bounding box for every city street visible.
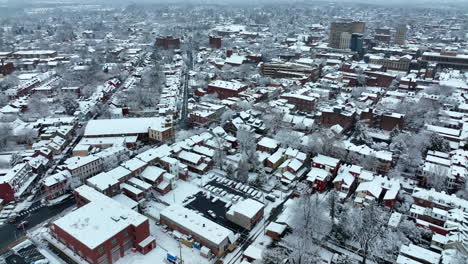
[0,198,75,252]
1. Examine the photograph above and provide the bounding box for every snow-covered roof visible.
[65,155,101,171]
[120,158,147,172]
[43,170,71,187]
[266,222,287,234]
[307,167,330,182]
[54,185,147,250]
[399,244,441,264]
[243,245,263,260]
[160,204,236,246]
[227,198,264,219]
[312,154,340,167]
[412,188,468,212]
[112,193,138,209]
[257,137,278,150]
[178,151,202,164]
[208,80,246,91]
[84,117,170,137]
[140,166,166,182]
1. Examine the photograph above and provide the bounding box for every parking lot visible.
[2,243,47,264]
[205,175,265,203]
[185,192,246,234]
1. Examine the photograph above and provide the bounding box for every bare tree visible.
[274,128,302,149]
[282,193,332,264]
[349,202,385,264]
[425,165,449,192]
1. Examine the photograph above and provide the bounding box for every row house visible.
[360,108,405,131]
[177,150,212,174]
[311,154,341,176]
[257,137,278,153]
[333,164,360,199]
[265,149,286,173]
[206,80,248,100]
[0,163,34,202]
[412,188,468,213]
[65,155,104,185]
[276,158,307,186]
[43,170,72,200]
[397,244,441,264]
[120,158,148,178]
[315,105,356,133]
[87,171,123,198]
[280,93,316,113]
[159,156,189,181]
[139,166,175,195]
[306,167,331,193]
[354,175,401,209]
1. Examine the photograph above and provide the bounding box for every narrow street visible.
[0,198,75,253]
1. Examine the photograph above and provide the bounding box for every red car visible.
[16,221,28,229]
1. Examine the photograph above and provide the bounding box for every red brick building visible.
[47,185,155,264]
[280,94,316,112]
[316,106,356,133]
[209,35,222,49]
[155,36,180,49]
[0,62,15,76]
[306,167,331,193]
[207,80,247,99]
[43,171,71,200]
[360,108,404,131]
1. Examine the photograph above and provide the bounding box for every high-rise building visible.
[351,33,364,55]
[329,21,366,49]
[395,24,408,45]
[339,32,352,50]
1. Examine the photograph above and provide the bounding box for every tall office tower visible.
[351,33,364,54]
[395,24,408,45]
[329,21,366,49]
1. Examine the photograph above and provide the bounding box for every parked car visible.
[266,194,276,202]
[207,210,216,218]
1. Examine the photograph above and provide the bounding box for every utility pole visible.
[178,239,183,264]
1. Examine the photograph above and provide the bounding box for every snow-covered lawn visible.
[159,178,203,205]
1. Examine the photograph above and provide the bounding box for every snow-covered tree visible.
[427,133,451,153]
[220,109,235,125]
[27,95,50,118]
[237,127,257,161]
[274,129,302,149]
[282,193,332,264]
[263,111,285,135]
[61,95,79,115]
[0,124,12,150]
[425,165,449,192]
[349,202,386,264]
[352,120,373,146]
[9,153,22,167]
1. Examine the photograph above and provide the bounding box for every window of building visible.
[111,238,117,245]
[98,246,104,253]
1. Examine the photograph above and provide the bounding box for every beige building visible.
[329,21,366,49]
[339,32,352,50]
[368,54,412,71]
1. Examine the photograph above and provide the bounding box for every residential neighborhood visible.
[0,0,468,264]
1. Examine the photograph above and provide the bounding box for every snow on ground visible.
[0,154,12,165]
[159,179,203,205]
[115,218,214,264]
[143,200,166,220]
[37,248,67,264]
